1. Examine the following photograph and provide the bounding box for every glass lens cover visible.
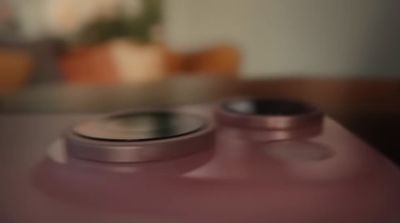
[74,111,206,142]
[224,99,315,116]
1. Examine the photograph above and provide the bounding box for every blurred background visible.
[0,0,399,114]
[1,0,400,90]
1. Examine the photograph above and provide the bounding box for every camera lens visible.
[66,111,213,163]
[216,98,323,140]
[224,98,315,116]
[74,111,206,142]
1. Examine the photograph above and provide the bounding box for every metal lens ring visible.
[65,110,213,163]
[216,98,323,140]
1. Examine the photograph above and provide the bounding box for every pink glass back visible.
[1,100,400,223]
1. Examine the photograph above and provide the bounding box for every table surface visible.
[1,77,399,163]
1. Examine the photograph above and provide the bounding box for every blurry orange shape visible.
[162,46,185,74]
[186,45,240,77]
[60,41,241,84]
[60,40,166,84]
[60,43,120,84]
[110,40,165,83]
[0,48,33,93]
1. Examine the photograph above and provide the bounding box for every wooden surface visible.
[0,77,399,163]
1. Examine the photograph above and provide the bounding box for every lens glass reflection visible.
[74,112,205,141]
[225,99,314,116]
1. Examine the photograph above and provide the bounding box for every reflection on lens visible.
[74,111,205,142]
[224,99,315,116]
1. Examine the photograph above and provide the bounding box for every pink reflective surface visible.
[1,113,400,223]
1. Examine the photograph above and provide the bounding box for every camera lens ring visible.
[65,110,213,163]
[216,98,323,140]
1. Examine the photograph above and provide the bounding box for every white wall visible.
[164,0,400,78]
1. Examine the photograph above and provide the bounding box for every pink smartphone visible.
[1,98,400,223]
